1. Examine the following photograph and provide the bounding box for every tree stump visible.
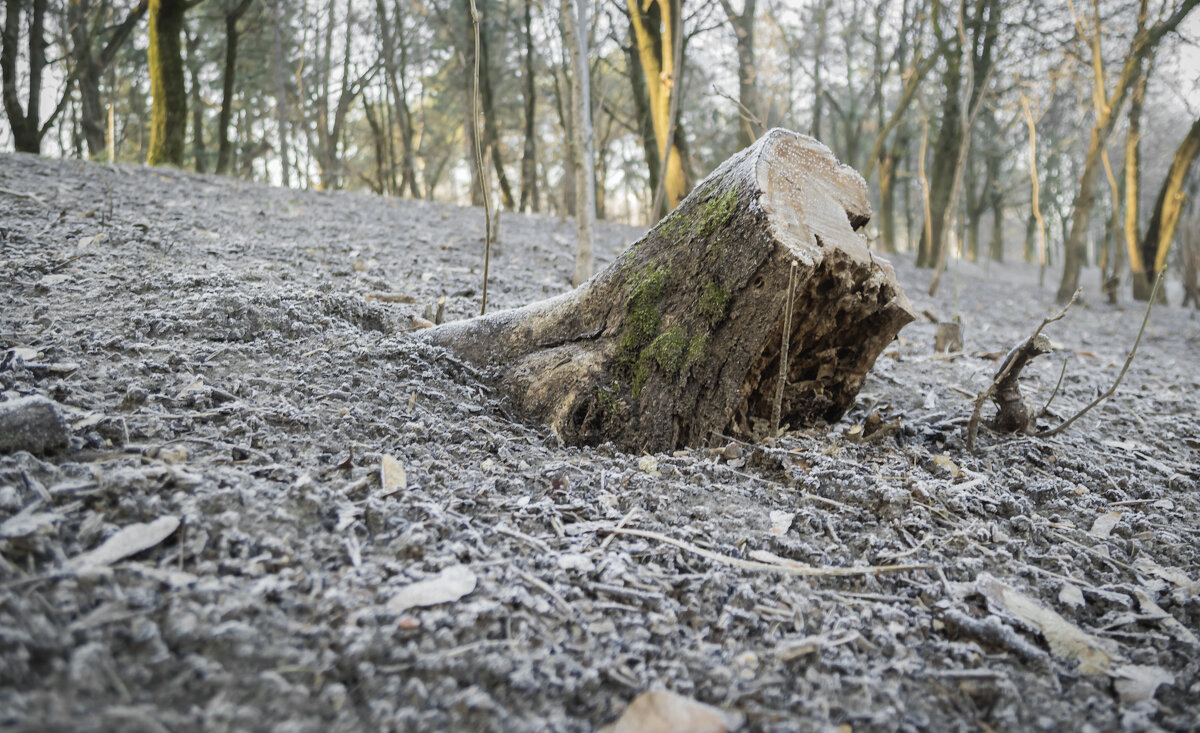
[422,129,915,452]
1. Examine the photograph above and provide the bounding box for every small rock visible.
[0,395,69,455]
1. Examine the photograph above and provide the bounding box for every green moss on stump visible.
[698,281,731,326]
[618,264,670,356]
[698,188,740,237]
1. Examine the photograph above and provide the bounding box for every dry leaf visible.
[1112,664,1174,704]
[1132,588,1198,645]
[69,516,181,569]
[1058,582,1085,610]
[768,510,794,536]
[379,454,407,494]
[599,690,744,733]
[386,565,477,613]
[39,273,71,287]
[976,574,1112,674]
[637,455,660,478]
[1088,511,1121,539]
[412,315,435,329]
[933,454,960,476]
[0,511,62,539]
[1133,556,1199,595]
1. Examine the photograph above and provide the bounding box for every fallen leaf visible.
[599,690,744,733]
[412,315,435,329]
[1088,511,1121,540]
[386,565,477,614]
[976,574,1113,674]
[768,510,794,536]
[175,376,205,399]
[1058,582,1085,610]
[933,454,960,476]
[1133,556,1199,595]
[1131,588,1198,645]
[637,455,660,478]
[1112,664,1174,704]
[68,516,181,569]
[379,454,407,494]
[0,511,62,539]
[38,273,71,286]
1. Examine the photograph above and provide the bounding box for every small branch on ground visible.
[1036,270,1162,439]
[966,290,1079,451]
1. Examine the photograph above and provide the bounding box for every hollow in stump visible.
[422,129,915,452]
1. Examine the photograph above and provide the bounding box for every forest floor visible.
[1,152,1199,733]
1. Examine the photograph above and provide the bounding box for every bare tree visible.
[561,0,594,285]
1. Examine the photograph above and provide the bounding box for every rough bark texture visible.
[148,0,188,167]
[421,130,915,452]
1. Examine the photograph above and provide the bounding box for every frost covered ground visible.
[1,153,1199,732]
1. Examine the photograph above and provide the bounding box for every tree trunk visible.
[628,0,688,213]
[185,28,205,172]
[148,0,188,166]
[1182,218,1199,309]
[561,0,595,286]
[719,0,758,149]
[518,0,538,212]
[1138,114,1200,299]
[216,0,254,175]
[1057,0,1200,303]
[271,0,290,186]
[475,0,516,210]
[2,0,48,153]
[421,130,915,452]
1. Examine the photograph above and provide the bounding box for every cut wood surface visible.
[422,129,915,451]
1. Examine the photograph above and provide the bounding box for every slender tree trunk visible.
[518,0,539,212]
[878,150,896,253]
[628,0,688,213]
[1124,60,1150,299]
[216,0,254,175]
[810,0,828,139]
[185,28,205,172]
[562,0,595,285]
[271,0,290,186]
[719,0,758,149]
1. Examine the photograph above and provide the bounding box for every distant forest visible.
[3,0,1200,303]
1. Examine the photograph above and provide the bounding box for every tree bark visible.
[421,130,915,452]
[1138,114,1200,297]
[628,0,688,213]
[2,0,49,153]
[561,0,595,286]
[518,0,538,212]
[718,0,758,149]
[148,0,188,166]
[270,0,290,186]
[216,0,254,175]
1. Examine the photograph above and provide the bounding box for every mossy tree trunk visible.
[421,130,915,453]
[148,0,188,166]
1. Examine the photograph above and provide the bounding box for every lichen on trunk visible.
[421,129,915,453]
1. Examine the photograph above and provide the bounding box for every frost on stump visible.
[422,129,915,452]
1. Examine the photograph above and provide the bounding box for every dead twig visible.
[600,527,933,577]
[0,187,47,205]
[966,289,1079,450]
[1036,271,1162,438]
[1038,354,1070,418]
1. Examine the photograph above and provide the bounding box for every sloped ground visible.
[1,152,1198,732]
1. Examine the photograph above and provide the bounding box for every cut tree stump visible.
[422,129,915,452]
